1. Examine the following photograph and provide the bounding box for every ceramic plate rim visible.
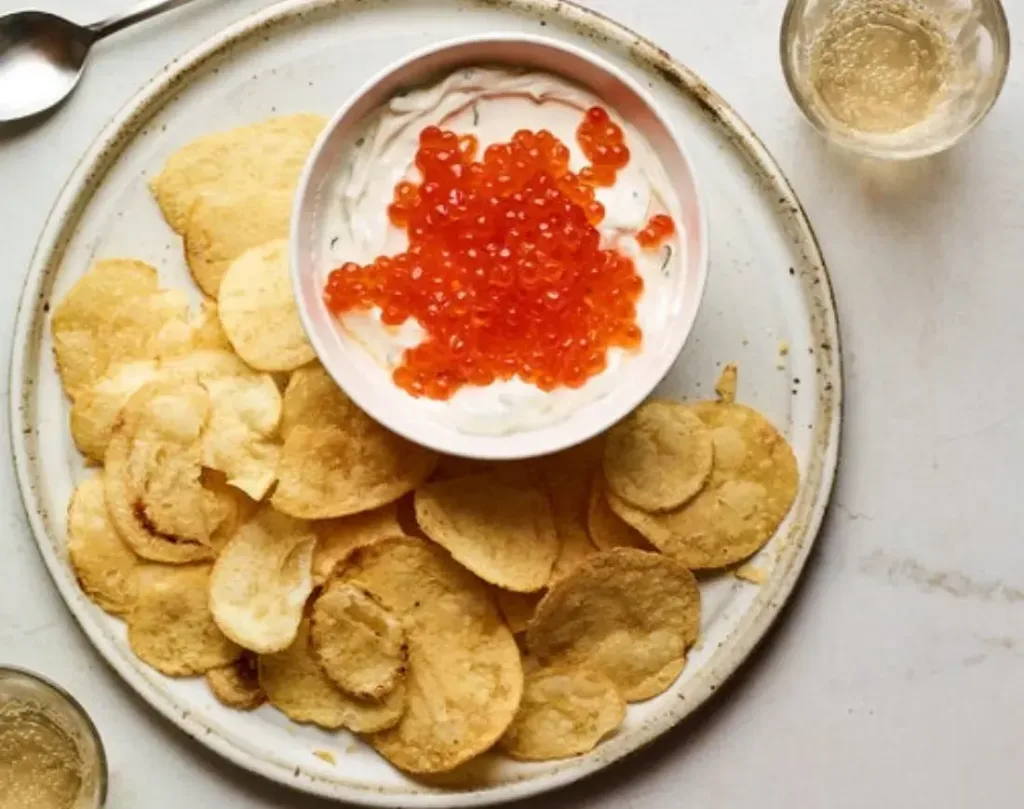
[8,0,843,805]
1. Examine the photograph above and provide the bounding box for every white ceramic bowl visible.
[292,33,708,459]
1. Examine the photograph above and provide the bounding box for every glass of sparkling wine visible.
[780,0,1010,158]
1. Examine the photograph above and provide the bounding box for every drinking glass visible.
[780,0,1010,158]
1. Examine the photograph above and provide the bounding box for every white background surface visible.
[1,1,1021,807]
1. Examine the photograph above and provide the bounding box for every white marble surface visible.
[1,0,1022,806]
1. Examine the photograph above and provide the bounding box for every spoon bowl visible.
[0,12,94,121]
[0,0,201,123]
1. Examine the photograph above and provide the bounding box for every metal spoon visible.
[0,0,200,122]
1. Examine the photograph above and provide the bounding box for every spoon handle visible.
[87,0,200,40]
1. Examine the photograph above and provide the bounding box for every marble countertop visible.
[1,1,1022,806]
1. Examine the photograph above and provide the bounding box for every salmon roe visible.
[324,106,667,401]
[636,214,676,249]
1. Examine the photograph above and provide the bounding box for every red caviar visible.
[636,214,676,249]
[324,106,666,401]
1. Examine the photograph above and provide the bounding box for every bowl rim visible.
[0,665,109,807]
[291,31,710,459]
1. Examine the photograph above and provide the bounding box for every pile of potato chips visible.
[54,115,799,775]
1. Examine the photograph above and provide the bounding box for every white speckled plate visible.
[9,1,842,805]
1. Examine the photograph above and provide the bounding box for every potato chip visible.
[587,475,651,552]
[51,259,189,398]
[160,348,253,380]
[526,549,700,702]
[69,360,159,463]
[199,371,282,500]
[184,189,293,297]
[206,652,265,711]
[532,439,604,583]
[127,565,241,676]
[210,507,315,654]
[715,362,738,404]
[200,468,259,554]
[499,662,625,761]
[311,503,403,584]
[414,473,558,592]
[494,589,542,635]
[550,518,597,584]
[608,402,799,570]
[161,350,283,499]
[104,380,223,563]
[311,582,408,700]
[190,300,235,352]
[603,400,714,512]
[218,240,316,372]
[337,537,522,774]
[279,363,357,439]
[152,299,233,358]
[272,418,437,520]
[734,563,767,585]
[150,114,325,233]
[66,475,141,616]
[259,618,406,732]
[537,436,606,492]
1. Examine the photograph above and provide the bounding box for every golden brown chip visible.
[494,589,543,635]
[150,114,325,233]
[537,436,606,492]
[715,362,738,404]
[337,537,523,774]
[206,652,265,711]
[51,259,189,398]
[104,380,223,563]
[152,299,234,358]
[603,400,714,512]
[201,468,259,554]
[550,519,597,584]
[69,360,159,463]
[311,582,408,700]
[160,350,283,500]
[259,618,405,732]
[414,473,558,593]
[127,565,241,676]
[498,662,625,761]
[311,504,403,584]
[66,475,141,616]
[608,402,799,569]
[535,443,601,584]
[734,563,767,585]
[526,549,700,702]
[586,475,651,552]
[274,364,436,519]
[279,363,358,439]
[272,419,437,520]
[160,347,253,379]
[199,371,282,500]
[184,189,293,297]
[209,507,315,654]
[218,240,316,372]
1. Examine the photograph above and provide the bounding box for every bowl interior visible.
[292,34,707,458]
